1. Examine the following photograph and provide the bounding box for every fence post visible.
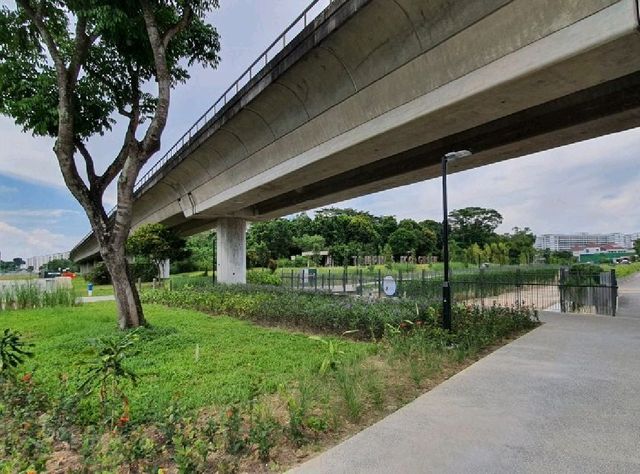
[291,269,294,289]
[342,269,346,293]
[328,270,332,292]
[378,269,382,298]
[515,268,521,308]
[479,267,484,308]
[321,273,325,291]
[399,270,403,297]
[359,269,363,296]
[301,270,305,290]
[611,269,618,317]
[559,267,566,313]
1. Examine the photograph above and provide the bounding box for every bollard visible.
[87,282,94,297]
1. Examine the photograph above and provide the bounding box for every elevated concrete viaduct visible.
[71,0,640,283]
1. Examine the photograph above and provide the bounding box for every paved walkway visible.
[291,310,640,473]
[617,271,640,319]
[76,295,115,303]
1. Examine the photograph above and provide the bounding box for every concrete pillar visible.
[216,217,247,284]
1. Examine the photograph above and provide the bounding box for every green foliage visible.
[0,298,538,470]
[246,270,282,286]
[1,303,370,422]
[504,227,536,264]
[41,258,77,272]
[0,283,76,311]
[249,405,279,461]
[0,329,34,379]
[448,207,503,249]
[80,329,139,426]
[309,335,350,374]
[184,230,215,272]
[634,239,640,256]
[86,262,110,285]
[127,223,191,277]
[0,1,220,139]
[398,266,560,300]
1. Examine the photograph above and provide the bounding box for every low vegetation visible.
[0,283,75,312]
[0,296,537,471]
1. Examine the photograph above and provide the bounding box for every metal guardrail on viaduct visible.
[73,0,336,252]
[72,0,640,265]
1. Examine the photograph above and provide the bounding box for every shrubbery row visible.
[141,285,538,339]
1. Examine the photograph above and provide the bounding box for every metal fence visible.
[277,267,618,316]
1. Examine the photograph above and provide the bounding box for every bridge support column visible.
[216,217,246,284]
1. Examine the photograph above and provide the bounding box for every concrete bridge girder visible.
[71,0,640,275]
[186,0,630,215]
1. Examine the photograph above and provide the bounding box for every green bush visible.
[247,270,282,286]
[0,284,76,312]
[399,267,560,300]
[86,262,158,285]
[86,262,110,285]
[141,286,538,339]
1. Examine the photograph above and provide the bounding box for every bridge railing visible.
[133,0,333,194]
[75,0,334,249]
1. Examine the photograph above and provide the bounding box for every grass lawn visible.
[72,276,113,297]
[602,262,640,279]
[1,297,536,471]
[2,302,371,422]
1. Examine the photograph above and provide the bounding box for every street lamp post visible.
[441,150,472,330]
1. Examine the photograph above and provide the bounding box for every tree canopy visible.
[448,207,503,249]
[0,0,221,328]
[127,223,190,276]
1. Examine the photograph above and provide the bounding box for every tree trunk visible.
[102,250,146,329]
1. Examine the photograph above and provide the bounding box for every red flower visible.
[21,373,32,383]
[117,416,129,427]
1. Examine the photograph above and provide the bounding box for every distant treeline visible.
[175,206,571,272]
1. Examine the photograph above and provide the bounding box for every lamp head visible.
[444,150,472,163]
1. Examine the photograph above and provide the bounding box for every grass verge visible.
[1,300,537,472]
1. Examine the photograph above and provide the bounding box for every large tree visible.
[0,1,220,328]
[127,223,190,278]
[448,207,503,249]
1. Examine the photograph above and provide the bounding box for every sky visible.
[0,0,639,260]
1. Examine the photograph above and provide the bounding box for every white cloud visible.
[0,117,64,189]
[337,128,640,235]
[0,221,75,260]
[0,209,80,218]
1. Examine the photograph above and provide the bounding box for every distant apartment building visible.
[26,252,71,270]
[534,233,640,251]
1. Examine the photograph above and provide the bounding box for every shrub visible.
[247,270,282,286]
[0,284,75,312]
[86,262,110,285]
[141,286,538,340]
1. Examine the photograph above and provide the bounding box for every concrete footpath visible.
[291,311,640,473]
[617,271,640,319]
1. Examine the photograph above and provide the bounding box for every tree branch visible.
[75,140,98,188]
[162,5,193,49]
[139,0,193,158]
[99,67,141,190]
[68,13,99,87]
[16,0,66,81]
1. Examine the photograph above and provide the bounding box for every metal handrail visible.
[75,0,333,248]
[133,0,331,193]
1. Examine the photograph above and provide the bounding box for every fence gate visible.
[559,268,618,316]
